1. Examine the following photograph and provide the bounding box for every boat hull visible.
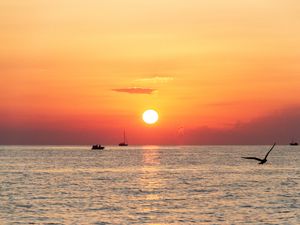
[91,145,105,150]
[119,143,128,146]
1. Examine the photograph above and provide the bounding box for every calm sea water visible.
[0,145,299,224]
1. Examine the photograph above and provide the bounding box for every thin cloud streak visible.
[134,76,174,84]
[112,87,156,94]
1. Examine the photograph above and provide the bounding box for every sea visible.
[0,145,299,224]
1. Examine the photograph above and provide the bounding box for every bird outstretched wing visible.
[241,157,262,161]
[264,142,276,160]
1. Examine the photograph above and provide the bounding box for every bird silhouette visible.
[242,143,276,164]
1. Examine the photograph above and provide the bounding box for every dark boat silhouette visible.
[242,143,276,164]
[290,141,298,146]
[91,144,105,150]
[119,130,128,146]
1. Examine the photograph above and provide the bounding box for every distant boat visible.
[91,144,105,150]
[290,141,298,146]
[119,130,128,146]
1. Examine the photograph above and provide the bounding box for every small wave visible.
[190,188,218,193]
[16,204,33,209]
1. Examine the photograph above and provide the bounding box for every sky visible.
[1,0,300,145]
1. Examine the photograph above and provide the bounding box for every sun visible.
[143,109,159,124]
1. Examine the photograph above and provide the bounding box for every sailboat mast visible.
[123,129,125,143]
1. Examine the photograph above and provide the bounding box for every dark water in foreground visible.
[0,145,299,224]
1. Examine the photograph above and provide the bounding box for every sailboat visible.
[119,130,128,146]
[289,137,298,146]
[290,140,299,146]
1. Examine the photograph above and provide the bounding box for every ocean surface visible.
[0,145,299,224]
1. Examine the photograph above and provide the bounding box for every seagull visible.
[242,143,276,164]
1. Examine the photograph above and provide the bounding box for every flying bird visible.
[242,143,276,164]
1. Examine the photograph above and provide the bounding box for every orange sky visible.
[1,1,300,144]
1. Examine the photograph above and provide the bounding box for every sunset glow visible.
[1,1,300,144]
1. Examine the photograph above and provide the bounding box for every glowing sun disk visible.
[143,109,159,124]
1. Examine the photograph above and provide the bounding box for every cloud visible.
[134,76,174,84]
[183,106,300,145]
[112,87,156,94]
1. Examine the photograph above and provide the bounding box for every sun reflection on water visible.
[138,146,167,216]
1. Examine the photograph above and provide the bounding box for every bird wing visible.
[264,142,276,160]
[241,157,262,161]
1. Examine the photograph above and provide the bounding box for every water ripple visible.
[0,145,299,224]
